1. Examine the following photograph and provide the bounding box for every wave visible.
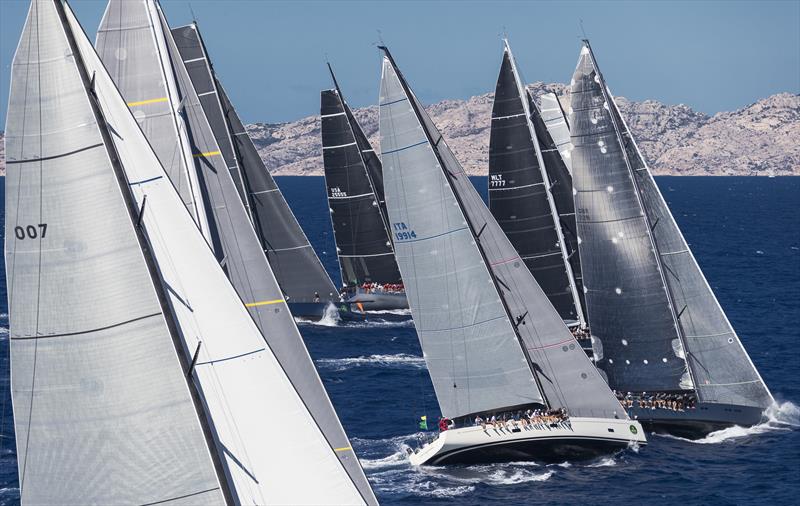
[587,456,617,468]
[657,400,798,445]
[364,309,412,316]
[316,354,425,372]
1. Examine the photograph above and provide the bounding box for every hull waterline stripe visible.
[126,97,168,107]
[245,299,284,307]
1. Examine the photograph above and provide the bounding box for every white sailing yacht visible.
[4,1,376,503]
[377,46,645,466]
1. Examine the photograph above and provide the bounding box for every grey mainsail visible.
[321,67,402,287]
[5,1,224,503]
[97,8,375,500]
[380,47,625,420]
[602,59,772,408]
[488,42,585,326]
[540,92,574,173]
[570,41,693,393]
[169,22,340,305]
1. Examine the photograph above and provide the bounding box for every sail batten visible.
[380,47,626,421]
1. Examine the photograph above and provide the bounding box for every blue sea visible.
[0,176,798,505]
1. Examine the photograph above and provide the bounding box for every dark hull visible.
[347,292,409,311]
[627,402,765,439]
[430,436,632,465]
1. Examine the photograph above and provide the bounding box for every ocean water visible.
[0,176,798,505]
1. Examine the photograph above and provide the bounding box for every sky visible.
[0,0,798,125]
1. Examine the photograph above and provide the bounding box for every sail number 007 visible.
[393,222,417,241]
[14,224,47,240]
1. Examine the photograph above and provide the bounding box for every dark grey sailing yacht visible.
[570,40,774,436]
[379,46,645,465]
[488,40,587,337]
[320,65,408,310]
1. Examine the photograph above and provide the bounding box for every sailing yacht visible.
[488,40,587,340]
[570,39,774,436]
[4,1,376,503]
[378,46,645,465]
[96,1,348,320]
[321,65,408,311]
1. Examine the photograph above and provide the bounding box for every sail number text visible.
[14,224,47,240]
[489,174,506,188]
[393,222,417,241]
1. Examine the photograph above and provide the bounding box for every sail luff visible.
[504,40,586,327]
[582,40,697,390]
[6,1,225,502]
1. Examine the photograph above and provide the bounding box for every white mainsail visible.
[64,2,372,503]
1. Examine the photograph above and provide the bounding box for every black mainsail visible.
[488,41,585,326]
[570,40,772,414]
[321,66,403,288]
[168,22,340,310]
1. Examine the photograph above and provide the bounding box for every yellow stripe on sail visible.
[126,97,168,107]
[245,299,284,307]
[193,150,222,158]
[334,447,352,452]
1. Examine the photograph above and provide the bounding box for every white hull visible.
[409,417,646,466]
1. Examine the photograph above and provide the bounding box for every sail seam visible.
[322,141,357,150]
[10,313,163,340]
[126,97,168,107]
[329,192,374,200]
[383,139,427,154]
[266,244,312,252]
[379,97,407,107]
[338,252,394,258]
[394,226,469,244]
[492,113,526,121]
[488,182,545,191]
[139,487,221,506]
[6,142,104,164]
[425,314,508,333]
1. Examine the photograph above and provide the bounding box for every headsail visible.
[380,47,625,421]
[77,2,374,503]
[570,41,696,393]
[321,66,402,286]
[488,41,585,326]
[540,92,574,173]
[5,1,224,503]
[167,22,340,305]
[601,52,773,409]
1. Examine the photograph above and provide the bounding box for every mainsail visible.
[96,5,376,500]
[379,46,624,421]
[321,66,402,286]
[488,41,585,326]
[570,39,772,409]
[4,1,225,502]
[595,48,772,409]
[170,22,340,305]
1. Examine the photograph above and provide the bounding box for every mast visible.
[50,1,232,501]
[581,39,697,390]
[379,46,551,409]
[503,39,586,328]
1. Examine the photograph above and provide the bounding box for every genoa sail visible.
[488,41,585,326]
[5,1,225,503]
[78,2,376,503]
[380,46,626,421]
[540,92,574,174]
[321,68,402,287]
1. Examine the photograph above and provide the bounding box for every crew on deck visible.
[359,282,405,294]
[614,390,698,411]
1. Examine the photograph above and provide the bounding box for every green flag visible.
[418,415,428,430]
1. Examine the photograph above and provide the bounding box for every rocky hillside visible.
[1,87,797,176]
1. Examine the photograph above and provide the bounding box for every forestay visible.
[321,79,402,286]
[380,49,625,420]
[570,42,692,393]
[5,1,223,503]
[605,79,772,409]
[488,44,583,325]
[73,2,373,502]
